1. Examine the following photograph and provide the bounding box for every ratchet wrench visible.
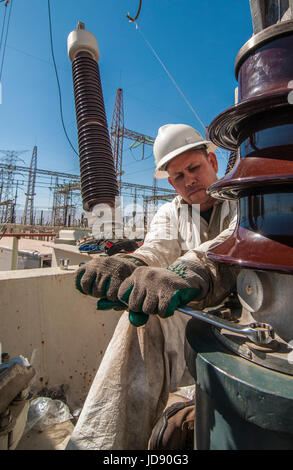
[177,305,275,345]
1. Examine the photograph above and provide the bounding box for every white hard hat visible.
[153,124,218,179]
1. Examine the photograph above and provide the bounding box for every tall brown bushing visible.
[68,23,118,212]
[207,20,293,274]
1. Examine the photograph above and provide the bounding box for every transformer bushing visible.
[186,19,293,449]
[67,23,119,212]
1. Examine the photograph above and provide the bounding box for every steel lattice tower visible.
[0,149,27,223]
[110,88,155,193]
[51,177,62,226]
[23,146,37,225]
[110,88,124,190]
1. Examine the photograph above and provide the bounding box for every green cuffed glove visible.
[116,259,211,326]
[75,254,146,301]
[97,298,149,327]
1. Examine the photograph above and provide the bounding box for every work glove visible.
[75,255,146,301]
[115,259,210,327]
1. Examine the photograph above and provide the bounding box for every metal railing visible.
[1,233,56,270]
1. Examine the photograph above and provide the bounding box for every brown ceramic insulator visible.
[207,117,293,271]
[207,227,293,274]
[236,23,293,102]
[238,109,293,160]
[207,23,293,273]
[208,159,293,200]
[207,121,293,271]
[71,53,118,211]
[208,21,293,151]
[208,90,291,151]
[207,191,293,274]
[208,109,293,199]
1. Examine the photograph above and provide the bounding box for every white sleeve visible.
[130,201,182,267]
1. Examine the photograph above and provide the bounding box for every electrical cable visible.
[0,0,12,83]
[47,0,79,157]
[129,21,228,164]
[128,147,153,163]
[126,0,142,22]
[0,2,7,56]
[132,21,206,133]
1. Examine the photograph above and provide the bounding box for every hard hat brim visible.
[154,140,218,179]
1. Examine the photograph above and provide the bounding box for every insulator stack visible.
[68,23,118,212]
[207,20,293,274]
[185,10,293,452]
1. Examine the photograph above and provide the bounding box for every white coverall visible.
[67,196,237,450]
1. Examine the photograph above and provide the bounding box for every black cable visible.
[0,2,7,55]
[47,0,79,157]
[0,0,12,83]
[126,0,142,22]
[128,147,153,162]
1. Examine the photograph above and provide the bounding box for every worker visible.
[67,124,237,450]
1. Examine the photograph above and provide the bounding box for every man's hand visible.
[75,255,145,301]
[116,259,209,326]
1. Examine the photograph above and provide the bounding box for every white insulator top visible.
[67,24,100,63]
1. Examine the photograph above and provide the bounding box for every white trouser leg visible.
[66,310,193,450]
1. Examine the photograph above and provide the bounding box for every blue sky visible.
[0,0,253,214]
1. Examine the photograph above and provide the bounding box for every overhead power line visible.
[128,19,228,163]
[47,0,79,157]
[0,2,8,54]
[131,21,206,133]
[0,0,13,83]
[126,0,143,22]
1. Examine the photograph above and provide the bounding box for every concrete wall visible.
[0,267,122,408]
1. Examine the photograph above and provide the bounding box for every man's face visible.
[167,149,218,211]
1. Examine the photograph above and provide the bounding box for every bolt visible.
[246,284,253,295]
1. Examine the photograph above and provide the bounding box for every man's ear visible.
[168,176,175,189]
[208,152,218,173]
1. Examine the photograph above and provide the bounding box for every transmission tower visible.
[0,161,176,226]
[110,88,124,189]
[110,88,155,192]
[23,146,37,225]
[0,149,27,223]
[51,177,63,226]
[56,181,79,227]
[51,179,79,227]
